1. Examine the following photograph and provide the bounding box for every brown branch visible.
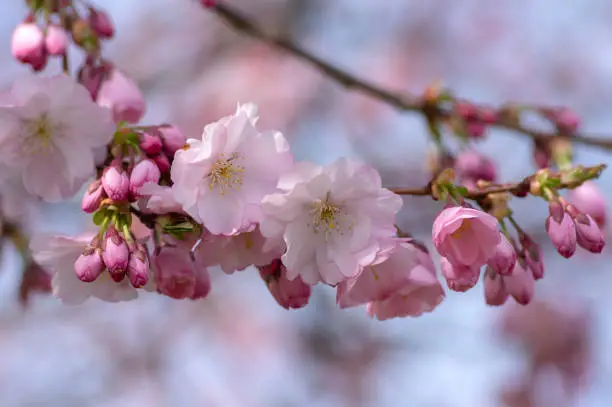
[209,2,612,150]
[390,163,607,199]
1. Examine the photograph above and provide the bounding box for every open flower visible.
[171,103,293,235]
[337,239,444,319]
[0,74,115,201]
[432,206,500,268]
[260,158,402,286]
[30,233,137,304]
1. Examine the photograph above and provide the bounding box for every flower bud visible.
[11,22,47,68]
[546,212,577,258]
[573,214,605,253]
[190,269,212,300]
[152,153,171,173]
[81,179,106,213]
[97,69,146,124]
[88,8,115,39]
[568,181,606,227]
[487,235,516,276]
[44,25,67,56]
[139,132,163,155]
[154,246,196,299]
[466,122,486,139]
[548,200,564,224]
[503,261,534,306]
[71,19,99,52]
[127,248,149,288]
[483,267,508,306]
[102,165,129,201]
[102,227,129,279]
[129,159,161,198]
[159,125,186,156]
[258,259,311,309]
[440,257,480,292]
[77,58,109,100]
[74,248,104,282]
[455,150,496,183]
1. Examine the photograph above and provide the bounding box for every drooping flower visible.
[503,260,535,305]
[154,245,211,300]
[546,211,577,258]
[0,74,115,201]
[260,159,402,286]
[440,256,480,292]
[171,103,293,235]
[195,226,282,274]
[258,259,311,310]
[30,233,137,304]
[337,239,444,317]
[487,234,517,276]
[432,206,500,268]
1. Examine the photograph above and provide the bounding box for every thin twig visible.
[209,2,612,150]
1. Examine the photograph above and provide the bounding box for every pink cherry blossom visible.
[44,25,68,56]
[30,233,137,304]
[337,239,445,317]
[432,206,501,268]
[97,69,146,124]
[171,103,293,235]
[258,259,311,309]
[154,245,211,300]
[483,267,509,306]
[487,234,517,276]
[195,226,282,274]
[503,261,535,305]
[0,74,115,201]
[260,159,402,286]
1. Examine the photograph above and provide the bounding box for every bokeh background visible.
[0,1,611,406]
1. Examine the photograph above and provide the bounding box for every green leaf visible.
[454,185,469,197]
[93,208,108,226]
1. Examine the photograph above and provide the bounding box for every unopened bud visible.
[503,261,534,306]
[102,165,130,201]
[159,125,186,156]
[152,153,171,173]
[11,22,47,68]
[81,179,106,213]
[127,247,149,288]
[129,159,161,198]
[102,227,129,279]
[487,235,516,276]
[88,8,115,39]
[546,212,577,258]
[44,25,67,56]
[139,132,163,155]
[74,248,105,282]
[573,213,605,254]
[483,267,508,306]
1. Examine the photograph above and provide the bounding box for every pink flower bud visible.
[503,261,534,306]
[258,259,311,309]
[159,125,186,156]
[568,181,606,227]
[129,159,161,198]
[102,227,129,279]
[77,59,109,100]
[487,235,516,276]
[200,0,216,7]
[554,107,581,133]
[139,132,163,155]
[455,150,496,182]
[97,69,146,124]
[533,147,550,169]
[483,267,508,306]
[466,122,486,139]
[44,25,67,56]
[152,153,171,173]
[81,179,106,213]
[440,257,480,292]
[574,214,605,253]
[190,269,212,300]
[154,247,196,299]
[102,165,129,201]
[546,212,577,258]
[11,22,47,68]
[74,248,105,282]
[548,200,564,224]
[88,8,115,38]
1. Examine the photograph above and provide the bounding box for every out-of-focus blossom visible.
[258,259,311,309]
[97,69,146,124]
[44,25,68,56]
[0,74,114,201]
[260,159,401,286]
[11,22,46,70]
[154,245,210,300]
[568,181,606,226]
[172,103,293,235]
[455,149,497,183]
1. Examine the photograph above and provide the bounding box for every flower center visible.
[22,115,57,156]
[208,152,245,195]
[310,196,352,237]
[450,220,471,239]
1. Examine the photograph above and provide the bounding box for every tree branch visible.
[209,2,612,150]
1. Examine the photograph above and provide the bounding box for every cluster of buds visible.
[452,100,497,140]
[74,225,149,289]
[11,16,68,71]
[137,125,187,174]
[546,198,604,257]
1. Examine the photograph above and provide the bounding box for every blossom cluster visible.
[2,0,608,320]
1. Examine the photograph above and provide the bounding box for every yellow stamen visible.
[451,220,471,239]
[208,152,245,195]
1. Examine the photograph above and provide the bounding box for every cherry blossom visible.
[0,74,115,201]
[260,159,402,286]
[171,103,293,235]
